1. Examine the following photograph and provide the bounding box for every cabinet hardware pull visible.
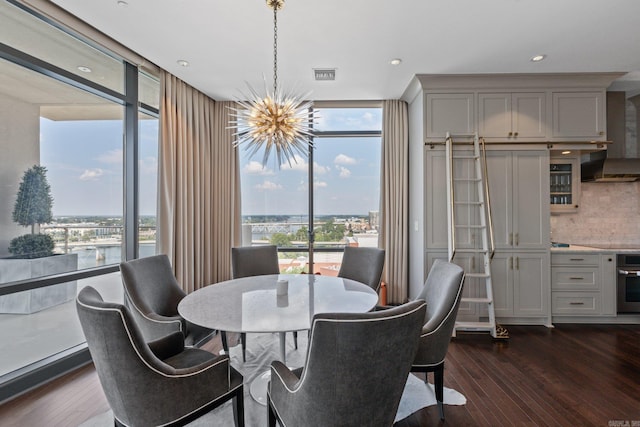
[508,132,513,137]
[569,277,584,280]
[516,257,519,270]
[569,302,585,305]
[515,233,519,246]
[514,132,519,137]
[569,258,584,261]
[509,233,513,246]
[509,257,513,269]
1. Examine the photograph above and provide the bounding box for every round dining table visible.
[178,273,379,404]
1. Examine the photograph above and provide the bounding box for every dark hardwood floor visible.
[2,325,639,426]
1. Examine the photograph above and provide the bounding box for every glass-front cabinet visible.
[550,155,580,213]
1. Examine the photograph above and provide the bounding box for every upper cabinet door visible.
[478,93,511,138]
[479,92,546,140]
[552,91,606,140]
[512,93,546,139]
[425,93,475,140]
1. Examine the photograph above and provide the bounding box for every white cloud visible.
[334,154,356,165]
[244,161,274,175]
[314,162,329,174]
[79,168,104,181]
[338,166,351,178]
[314,181,328,189]
[255,180,283,191]
[97,149,123,164]
[282,155,308,171]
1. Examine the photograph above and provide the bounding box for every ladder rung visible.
[465,273,490,279]
[455,249,488,254]
[461,297,493,304]
[454,201,484,205]
[455,321,495,331]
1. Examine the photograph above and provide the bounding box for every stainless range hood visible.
[581,151,640,182]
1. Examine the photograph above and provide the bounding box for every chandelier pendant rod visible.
[273,5,278,95]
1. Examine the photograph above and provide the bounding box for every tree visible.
[9,165,55,258]
[270,233,292,248]
[12,165,53,234]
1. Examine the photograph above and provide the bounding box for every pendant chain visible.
[273,7,278,95]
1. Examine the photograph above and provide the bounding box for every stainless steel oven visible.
[617,254,640,313]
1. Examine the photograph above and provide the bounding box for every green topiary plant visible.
[9,165,55,258]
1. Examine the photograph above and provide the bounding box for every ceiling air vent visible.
[314,69,336,81]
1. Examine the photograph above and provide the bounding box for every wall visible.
[550,182,640,247]
[407,87,425,300]
[0,92,40,258]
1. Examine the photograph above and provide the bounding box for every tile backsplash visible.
[550,182,640,247]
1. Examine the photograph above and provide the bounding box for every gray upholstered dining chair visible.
[267,299,427,427]
[230,245,283,362]
[120,254,214,347]
[76,286,244,427]
[411,259,465,420]
[337,246,385,291]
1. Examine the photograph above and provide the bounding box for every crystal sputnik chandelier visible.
[229,0,315,168]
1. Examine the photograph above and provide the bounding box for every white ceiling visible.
[49,0,640,101]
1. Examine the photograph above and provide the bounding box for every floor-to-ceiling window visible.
[0,0,158,399]
[238,103,382,273]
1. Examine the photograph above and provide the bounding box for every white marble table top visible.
[178,274,379,334]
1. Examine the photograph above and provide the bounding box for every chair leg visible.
[233,386,245,427]
[241,332,247,362]
[267,395,277,427]
[434,363,445,420]
[221,331,229,354]
[293,331,298,349]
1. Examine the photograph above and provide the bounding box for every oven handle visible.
[619,269,640,276]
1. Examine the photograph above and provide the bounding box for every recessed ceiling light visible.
[77,66,92,73]
[530,54,546,62]
[117,1,128,6]
[177,60,190,67]
[390,58,402,66]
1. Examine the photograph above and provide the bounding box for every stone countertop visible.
[550,244,640,254]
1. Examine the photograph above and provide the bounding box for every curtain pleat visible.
[380,100,409,304]
[157,71,240,293]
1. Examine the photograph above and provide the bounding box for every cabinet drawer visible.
[551,267,598,290]
[552,292,601,315]
[551,254,599,266]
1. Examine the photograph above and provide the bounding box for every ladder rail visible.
[445,133,456,262]
[480,137,496,260]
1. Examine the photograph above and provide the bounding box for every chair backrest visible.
[337,246,385,291]
[294,300,426,426]
[76,286,171,423]
[413,259,465,365]
[231,245,280,278]
[120,254,186,317]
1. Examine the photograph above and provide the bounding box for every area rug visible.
[80,333,465,426]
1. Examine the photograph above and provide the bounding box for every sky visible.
[37,107,381,218]
[239,108,382,216]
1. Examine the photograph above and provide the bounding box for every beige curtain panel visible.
[380,99,409,304]
[157,71,241,293]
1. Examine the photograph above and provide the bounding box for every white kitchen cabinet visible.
[478,92,546,140]
[486,150,550,250]
[551,252,616,316]
[551,91,606,140]
[550,155,580,213]
[425,93,475,140]
[424,147,480,250]
[491,252,550,318]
